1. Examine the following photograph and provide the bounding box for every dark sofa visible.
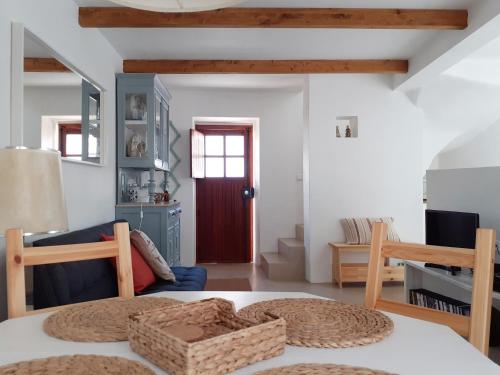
[33,220,207,310]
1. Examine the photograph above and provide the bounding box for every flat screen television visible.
[425,209,480,273]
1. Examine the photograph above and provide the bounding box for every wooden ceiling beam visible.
[24,58,71,73]
[79,7,468,30]
[123,59,409,74]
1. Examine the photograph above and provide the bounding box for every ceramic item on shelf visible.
[128,185,139,202]
[336,125,341,138]
[127,132,147,158]
[126,94,147,121]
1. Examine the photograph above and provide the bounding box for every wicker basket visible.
[128,298,286,375]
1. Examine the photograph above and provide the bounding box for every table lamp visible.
[0,147,68,237]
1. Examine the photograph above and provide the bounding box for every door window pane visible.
[225,135,244,156]
[206,157,224,177]
[205,135,224,156]
[226,157,245,178]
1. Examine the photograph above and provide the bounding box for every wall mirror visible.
[22,29,104,165]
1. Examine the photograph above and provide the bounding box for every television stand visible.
[405,261,500,310]
[424,263,460,276]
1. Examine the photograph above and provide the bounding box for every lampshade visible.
[108,0,246,12]
[0,148,68,235]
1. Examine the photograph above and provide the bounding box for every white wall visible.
[0,0,122,321]
[168,87,303,266]
[435,118,500,169]
[23,86,81,148]
[304,74,425,283]
[427,167,500,263]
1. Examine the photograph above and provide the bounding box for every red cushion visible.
[101,234,156,294]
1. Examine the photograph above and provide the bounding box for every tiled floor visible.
[200,262,500,365]
[201,263,405,305]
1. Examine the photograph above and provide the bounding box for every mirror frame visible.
[11,22,106,167]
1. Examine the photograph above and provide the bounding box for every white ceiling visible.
[73,0,475,61]
[159,74,305,90]
[74,0,474,8]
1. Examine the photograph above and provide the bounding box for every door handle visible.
[241,187,255,200]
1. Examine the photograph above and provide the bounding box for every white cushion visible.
[130,229,176,282]
[341,217,400,245]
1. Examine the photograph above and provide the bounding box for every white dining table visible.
[0,291,498,375]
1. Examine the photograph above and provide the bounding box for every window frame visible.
[203,132,246,179]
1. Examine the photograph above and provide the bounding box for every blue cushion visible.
[32,221,207,309]
[140,267,207,293]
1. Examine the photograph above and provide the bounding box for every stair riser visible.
[268,263,305,281]
[278,240,305,261]
[260,253,304,281]
[295,224,304,241]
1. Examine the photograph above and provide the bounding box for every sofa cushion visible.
[101,234,156,294]
[33,220,127,309]
[32,220,208,309]
[140,267,207,293]
[341,217,400,245]
[130,229,176,282]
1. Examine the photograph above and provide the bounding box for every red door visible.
[193,125,253,263]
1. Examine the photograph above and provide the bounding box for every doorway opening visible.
[191,117,259,264]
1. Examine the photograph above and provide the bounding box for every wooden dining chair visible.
[365,222,496,355]
[6,222,134,319]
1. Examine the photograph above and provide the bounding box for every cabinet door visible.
[174,223,181,265]
[154,93,163,170]
[167,226,175,265]
[162,98,170,171]
[117,80,155,168]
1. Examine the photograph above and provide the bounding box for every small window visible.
[59,123,82,158]
[191,130,246,179]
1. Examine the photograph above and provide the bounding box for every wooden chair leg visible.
[469,228,496,355]
[6,228,26,319]
[114,223,134,299]
[365,222,387,309]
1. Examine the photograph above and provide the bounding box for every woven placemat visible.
[238,298,393,348]
[254,363,396,375]
[44,297,182,342]
[0,355,154,374]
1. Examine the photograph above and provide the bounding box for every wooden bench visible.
[328,242,404,288]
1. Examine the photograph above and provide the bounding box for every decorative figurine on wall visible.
[336,125,341,138]
[345,125,352,138]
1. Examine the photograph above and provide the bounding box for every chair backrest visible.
[6,222,134,319]
[365,222,496,355]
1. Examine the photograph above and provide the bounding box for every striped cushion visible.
[341,217,400,245]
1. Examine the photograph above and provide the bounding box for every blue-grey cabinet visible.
[116,74,180,266]
[116,74,171,171]
[116,202,181,266]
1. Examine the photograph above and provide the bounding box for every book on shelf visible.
[409,288,471,316]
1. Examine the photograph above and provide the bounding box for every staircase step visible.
[295,224,304,241]
[261,252,289,264]
[260,252,304,281]
[278,238,305,261]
